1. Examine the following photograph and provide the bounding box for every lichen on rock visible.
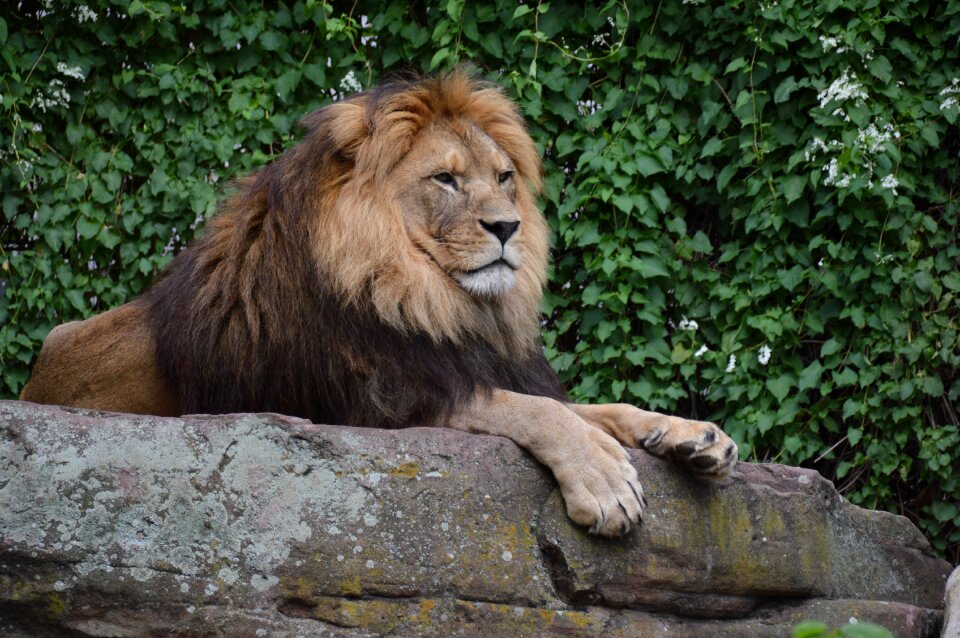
[0,401,952,637]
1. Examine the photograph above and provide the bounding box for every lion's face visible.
[305,72,549,352]
[392,122,525,299]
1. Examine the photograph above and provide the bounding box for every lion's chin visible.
[455,264,518,298]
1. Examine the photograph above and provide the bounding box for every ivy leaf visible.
[782,174,805,203]
[635,153,665,177]
[635,257,670,279]
[766,375,793,402]
[866,55,893,83]
[259,31,288,51]
[700,137,724,158]
[76,218,101,240]
[774,76,797,103]
[821,338,843,357]
[847,427,863,446]
[798,361,823,391]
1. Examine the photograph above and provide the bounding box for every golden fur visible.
[22,69,564,423]
[21,70,739,537]
[304,71,549,354]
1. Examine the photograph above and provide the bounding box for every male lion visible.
[21,70,737,537]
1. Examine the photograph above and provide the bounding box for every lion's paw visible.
[644,417,738,479]
[554,427,646,537]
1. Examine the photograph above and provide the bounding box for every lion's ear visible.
[302,101,369,160]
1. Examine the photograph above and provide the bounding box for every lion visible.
[20,70,737,537]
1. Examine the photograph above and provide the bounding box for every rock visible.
[945,566,960,638]
[0,401,952,637]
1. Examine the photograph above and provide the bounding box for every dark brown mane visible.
[144,73,565,427]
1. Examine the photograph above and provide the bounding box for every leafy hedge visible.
[1,0,957,559]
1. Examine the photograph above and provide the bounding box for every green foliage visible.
[794,620,895,638]
[1,0,957,559]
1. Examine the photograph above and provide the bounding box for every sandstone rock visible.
[0,401,952,637]
[945,566,960,638]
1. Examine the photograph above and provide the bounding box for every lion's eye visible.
[433,172,458,189]
[498,170,514,185]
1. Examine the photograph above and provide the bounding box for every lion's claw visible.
[646,417,738,479]
[556,427,645,538]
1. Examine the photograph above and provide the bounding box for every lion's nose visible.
[480,220,520,245]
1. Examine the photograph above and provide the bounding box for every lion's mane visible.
[145,71,565,428]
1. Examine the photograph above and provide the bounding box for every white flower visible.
[938,80,958,111]
[30,78,71,113]
[818,35,845,52]
[806,116,900,194]
[855,121,895,153]
[57,62,86,81]
[725,354,737,373]
[339,70,363,94]
[823,157,854,188]
[694,344,709,358]
[880,174,899,195]
[817,68,868,109]
[940,78,960,96]
[758,345,771,366]
[677,316,699,332]
[73,5,97,22]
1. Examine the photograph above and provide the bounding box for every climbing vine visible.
[1,0,958,559]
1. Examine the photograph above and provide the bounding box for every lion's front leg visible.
[568,403,739,479]
[447,389,645,537]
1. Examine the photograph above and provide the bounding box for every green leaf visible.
[766,375,793,402]
[635,153,665,177]
[671,343,691,364]
[847,427,863,446]
[636,257,670,279]
[724,57,748,74]
[259,31,288,51]
[649,185,670,213]
[717,164,737,192]
[840,623,895,638]
[792,621,829,638]
[866,55,893,83]
[581,282,603,305]
[919,125,939,148]
[798,361,823,391]
[835,368,858,387]
[921,376,944,396]
[777,265,804,291]
[774,76,797,103]
[943,271,960,291]
[700,137,724,158]
[821,338,843,357]
[612,194,633,214]
[430,47,450,70]
[304,62,326,87]
[64,290,87,313]
[76,218,101,239]
[782,175,805,203]
[275,69,301,101]
[228,91,250,113]
[913,270,934,292]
